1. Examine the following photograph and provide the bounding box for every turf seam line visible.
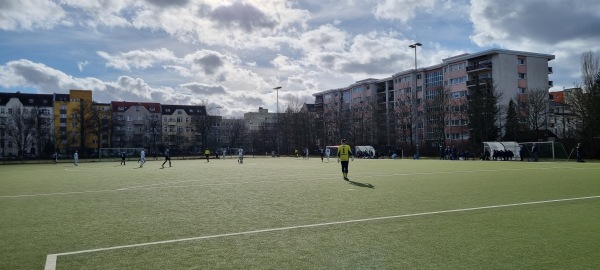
[43,195,600,270]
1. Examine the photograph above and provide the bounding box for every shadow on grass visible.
[348,180,374,189]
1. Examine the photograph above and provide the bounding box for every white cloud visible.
[77,61,89,72]
[97,48,177,71]
[373,0,436,23]
[0,0,66,30]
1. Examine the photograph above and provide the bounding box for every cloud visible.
[373,0,436,23]
[470,0,600,47]
[97,48,177,71]
[77,61,89,72]
[208,2,278,32]
[0,0,66,30]
[181,82,226,96]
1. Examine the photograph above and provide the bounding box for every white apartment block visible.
[0,92,54,157]
[314,49,554,149]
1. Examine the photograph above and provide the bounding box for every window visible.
[136,106,140,111]
[177,110,182,115]
[425,71,443,88]
[71,122,77,128]
[165,109,171,113]
[0,108,4,113]
[449,76,466,85]
[60,105,67,110]
[518,87,526,94]
[177,117,183,123]
[8,108,13,114]
[518,58,526,65]
[518,73,526,79]
[127,116,132,121]
[149,107,155,112]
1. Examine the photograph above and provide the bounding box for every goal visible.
[519,141,568,161]
[99,148,144,161]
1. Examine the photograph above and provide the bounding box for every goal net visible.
[99,148,145,161]
[519,141,568,161]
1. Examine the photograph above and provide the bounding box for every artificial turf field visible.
[1,157,599,270]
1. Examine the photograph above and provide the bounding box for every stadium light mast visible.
[274,86,282,157]
[409,42,421,159]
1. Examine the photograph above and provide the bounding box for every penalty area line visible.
[44,195,600,270]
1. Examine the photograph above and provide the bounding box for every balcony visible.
[466,78,492,87]
[466,62,492,72]
[548,67,553,74]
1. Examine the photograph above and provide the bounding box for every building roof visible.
[0,92,54,107]
[161,104,206,116]
[111,101,161,113]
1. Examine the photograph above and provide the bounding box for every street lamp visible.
[273,86,282,157]
[409,42,421,159]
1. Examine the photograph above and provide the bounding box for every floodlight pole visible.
[409,42,422,159]
[274,86,282,157]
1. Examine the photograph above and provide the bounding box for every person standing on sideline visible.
[305,147,309,159]
[204,148,211,162]
[139,149,146,168]
[237,147,244,164]
[73,151,79,166]
[337,139,354,181]
[222,149,227,159]
[532,143,539,162]
[576,143,584,162]
[120,151,126,165]
[53,152,58,164]
[320,148,325,162]
[325,147,331,162]
[162,148,171,168]
[519,145,525,161]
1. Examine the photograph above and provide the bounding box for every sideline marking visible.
[3,166,595,199]
[44,195,600,270]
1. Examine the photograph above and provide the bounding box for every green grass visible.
[1,157,599,270]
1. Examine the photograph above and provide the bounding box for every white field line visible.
[44,195,600,270]
[3,166,597,199]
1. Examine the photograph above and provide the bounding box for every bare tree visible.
[32,106,54,157]
[71,99,96,156]
[566,51,600,157]
[145,114,162,154]
[467,76,502,146]
[224,118,247,150]
[393,89,414,151]
[4,105,37,158]
[191,106,216,151]
[522,88,548,131]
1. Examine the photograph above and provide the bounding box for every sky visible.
[1,0,599,117]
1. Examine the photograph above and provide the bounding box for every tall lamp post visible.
[274,86,282,157]
[409,42,422,159]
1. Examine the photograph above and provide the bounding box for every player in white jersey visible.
[325,147,331,162]
[237,148,244,164]
[139,149,146,168]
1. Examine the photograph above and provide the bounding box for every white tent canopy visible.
[483,141,520,159]
[355,146,376,158]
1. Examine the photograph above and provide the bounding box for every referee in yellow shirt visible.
[337,139,354,181]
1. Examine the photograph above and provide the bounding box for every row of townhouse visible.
[313,48,558,152]
[0,90,208,158]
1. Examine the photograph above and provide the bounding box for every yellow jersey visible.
[338,144,352,161]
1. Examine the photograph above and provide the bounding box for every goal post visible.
[99,148,143,161]
[519,141,568,161]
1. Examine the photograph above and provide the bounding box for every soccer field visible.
[1,157,599,270]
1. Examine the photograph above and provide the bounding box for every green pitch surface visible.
[1,158,599,270]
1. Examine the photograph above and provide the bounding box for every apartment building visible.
[111,101,161,152]
[161,104,206,154]
[0,92,54,157]
[314,49,555,152]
